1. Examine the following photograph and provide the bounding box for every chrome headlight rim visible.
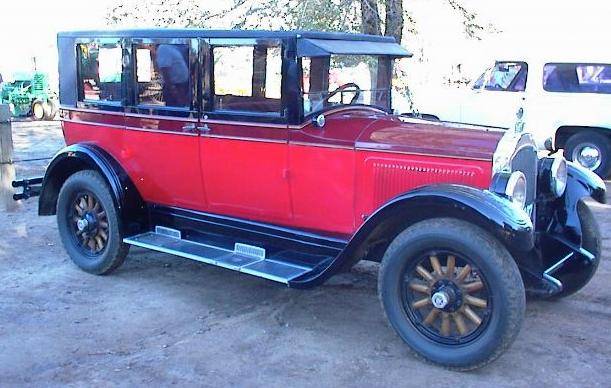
[505,171,527,208]
[550,157,567,198]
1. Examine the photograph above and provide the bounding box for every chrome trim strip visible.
[61,106,125,116]
[124,126,198,136]
[126,112,198,122]
[205,119,288,129]
[290,141,353,150]
[202,134,286,144]
[62,119,124,130]
[355,146,492,162]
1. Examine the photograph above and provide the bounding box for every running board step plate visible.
[123,232,312,284]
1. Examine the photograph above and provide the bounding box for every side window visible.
[212,43,282,114]
[134,43,191,108]
[77,43,123,102]
[543,63,611,94]
[482,62,527,92]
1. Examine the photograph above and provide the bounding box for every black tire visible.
[378,218,525,370]
[57,170,129,275]
[565,130,611,178]
[42,100,56,120]
[31,100,45,121]
[549,201,601,299]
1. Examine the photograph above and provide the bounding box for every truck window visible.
[211,43,282,114]
[134,43,191,108]
[543,63,611,94]
[77,43,123,103]
[480,62,528,92]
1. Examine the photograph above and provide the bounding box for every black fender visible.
[562,161,606,236]
[38,144,147,234]
[290,184,534,288]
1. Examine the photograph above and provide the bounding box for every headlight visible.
[506,171,527,208]
[550,157,567,197]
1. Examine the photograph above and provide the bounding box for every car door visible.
[122,37,207,211]
[461,61,528,128]
[198,37,292,225]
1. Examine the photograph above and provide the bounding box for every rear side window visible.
[77,43,123,102]
[134,43,191,108]
[212,43,283,114]
[543,63,611,94]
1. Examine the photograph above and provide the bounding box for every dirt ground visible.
[1,120,610,387]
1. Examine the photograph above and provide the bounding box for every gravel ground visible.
[1,120,610,387]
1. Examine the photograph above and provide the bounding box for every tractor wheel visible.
[43,100,57,120]
[31,101,45,121]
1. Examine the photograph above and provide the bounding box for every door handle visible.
[182,123,197,133]
[198,123,211,132]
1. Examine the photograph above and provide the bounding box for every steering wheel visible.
[325,83,362,105]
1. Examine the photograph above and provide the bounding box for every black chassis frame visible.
[15,141,605,294]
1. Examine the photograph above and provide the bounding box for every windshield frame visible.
[298,54,394,120]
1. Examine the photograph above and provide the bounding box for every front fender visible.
[38,144,146,233]
[562,162,606,236]
[290,184,534,288]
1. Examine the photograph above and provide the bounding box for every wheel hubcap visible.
[403,253,491,343]
[573,144,601,171]
[71,192,109,255]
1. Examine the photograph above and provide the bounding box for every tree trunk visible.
[360,0,381,35]
[384,0,404,43]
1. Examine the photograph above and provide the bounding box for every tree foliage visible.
[106,0,489,44]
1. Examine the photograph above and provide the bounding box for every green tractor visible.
[0,72,58,120]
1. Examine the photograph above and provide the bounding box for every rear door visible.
[122,37,206,210]
[198,37,292,225]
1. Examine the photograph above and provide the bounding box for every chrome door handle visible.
[198,123,211,132]
[182,123,197,133]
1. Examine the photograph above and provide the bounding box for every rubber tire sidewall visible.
[57,170,128,275]
[565,131,611,178]
[378,218,525,370]
[31,101,45,121]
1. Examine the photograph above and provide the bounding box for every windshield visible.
[301,55,392,116]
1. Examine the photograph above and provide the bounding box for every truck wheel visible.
[378,218,525,370]
[565,131,611,178]
[31,101,45,121]
[57,170,129,275]
[550,201,601,299]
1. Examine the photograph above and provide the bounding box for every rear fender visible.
[38,144,147,234]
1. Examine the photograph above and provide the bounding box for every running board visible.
[123,231,315,284]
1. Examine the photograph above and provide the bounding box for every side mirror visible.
[312,114,326,128]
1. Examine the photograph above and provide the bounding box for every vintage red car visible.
[13,29,606,370]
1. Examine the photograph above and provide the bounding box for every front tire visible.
[57,170,129,275]
[31,100,45,121]
[378,218,525,370]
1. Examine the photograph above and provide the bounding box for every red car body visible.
[63,106,499,237]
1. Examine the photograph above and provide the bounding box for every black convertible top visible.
[57,29,412,58]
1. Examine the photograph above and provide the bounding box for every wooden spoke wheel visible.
[403,252,492,344]
[69,191,109,255]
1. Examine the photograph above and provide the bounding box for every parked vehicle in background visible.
[412,53,611,178]
[13,29,606,370]
[0,72,58,120]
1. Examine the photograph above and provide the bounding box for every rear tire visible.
[378,218,525,370]
[31,100,45,121]
[565,131,611,178]
[57,170,129,275]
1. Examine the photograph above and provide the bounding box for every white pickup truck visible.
[410,54,611,178]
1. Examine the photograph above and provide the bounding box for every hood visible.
[356,115,505,161]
